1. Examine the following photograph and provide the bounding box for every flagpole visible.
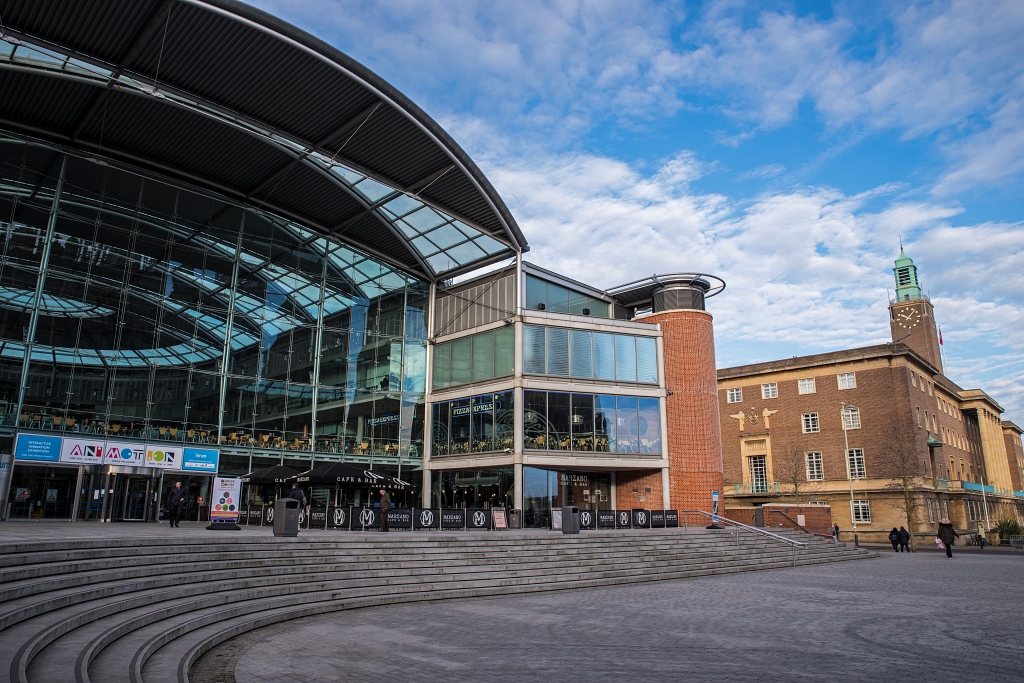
[938,325,947,373]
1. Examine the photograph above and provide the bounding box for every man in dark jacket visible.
[288,483,306,505]
[167,481,187,528]
[379,488,391,532]
[898,526,911,552]
[937,519,959,558]
[888,528,900,552]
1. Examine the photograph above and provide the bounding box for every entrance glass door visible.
[111,475,156,521]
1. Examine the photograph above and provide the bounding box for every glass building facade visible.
[0,136,428,486]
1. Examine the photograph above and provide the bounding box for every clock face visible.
[896,308,921,329]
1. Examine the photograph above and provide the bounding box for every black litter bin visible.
[562,506,581,534]
[274,498,301,537]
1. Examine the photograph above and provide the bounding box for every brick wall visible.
[643,309,723,513]
[725,505,833,535]
[615,470,663,510]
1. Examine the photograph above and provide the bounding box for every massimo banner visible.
[415,509,439,529]
[328,506,351,529]
[579,509,596,530]
[466,508,490,530]
[631,509,651,528]
[616,510,632,529]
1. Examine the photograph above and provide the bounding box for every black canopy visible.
[240,465,302,485]
[293,463,408,490]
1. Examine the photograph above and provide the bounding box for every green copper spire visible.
[893,248,922,301]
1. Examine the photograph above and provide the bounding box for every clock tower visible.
[889,249,943,372]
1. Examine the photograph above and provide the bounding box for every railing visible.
[1010,535,1024,550]
[731,482,781,495]
[679,509,808,566]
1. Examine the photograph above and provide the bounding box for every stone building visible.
[717,250,1024,543]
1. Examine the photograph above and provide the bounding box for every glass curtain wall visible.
[0,135,426,469]
[523,391,661,454]
[522,325,658,383]
[431,391,514,456]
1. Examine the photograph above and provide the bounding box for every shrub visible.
[995,519,1023,539]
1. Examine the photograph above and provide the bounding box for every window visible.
[761,383,778,399]
[433,327,514,389]
[749,455,768,493]
[837,372,856,390]
[808,500,829,506]
[802,413,820,434]
[522,390,661,454]
[932,415,938,432]
[805,452,823,480]
[916,406,921,426]
[927,499,935,523]
[841,407,861,430]
[798,378,816,394]
[522,325,657,384]
[727,388,743,403]
[525,274,610,318]
[911,373,917,387]
[927,382,933,396]
[846,449,866,479]
[433,391,515,455]
[852,499,871,523]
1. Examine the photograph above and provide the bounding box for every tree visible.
[772,442,821,504]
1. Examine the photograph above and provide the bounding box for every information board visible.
[210,477,242,523]
[492,508,508,530]
[14,434,62,462]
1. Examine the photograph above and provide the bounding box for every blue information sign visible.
[182,447,220,472]
[14,434,62,462]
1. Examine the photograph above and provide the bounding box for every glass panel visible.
[494,326,514,377]
[616,396,639,453]
[523,466,559,528]
[614,335,637,382]
[569,290,589,315]
[523,325,545,374]
[471,330,494,382]
[524,390,547,450]
[471,394,494,452]
[638,398,661,454]
[525,275,546,310]
[432,341,451,390]
[570,330,592,378]
[595,394,616,452]
[571,393,594,451]
[546,328,569,376]
[593,333,615,380]
[494,390,514,451]
[636,336,658,384]
[588,299,610,318]
[450,336,472,386]
[450,398,471,455]
[547,392,571,451]
[546,283,570,313]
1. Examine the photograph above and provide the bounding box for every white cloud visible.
[739,164,785,180]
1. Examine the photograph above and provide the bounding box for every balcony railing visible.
[933,478,949,490]
[732,482,781,495]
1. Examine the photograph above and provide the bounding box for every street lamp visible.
[842,402,859,547]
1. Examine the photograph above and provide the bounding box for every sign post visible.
[206,477,242,530]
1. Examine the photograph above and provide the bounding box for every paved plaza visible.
[192,549,1023,683]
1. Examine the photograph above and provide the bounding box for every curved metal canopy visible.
[0,0,527,281]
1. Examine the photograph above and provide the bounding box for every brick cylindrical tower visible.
[607,274,725,515]
[643,308,723,512]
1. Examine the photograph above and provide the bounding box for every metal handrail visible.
[679,509,808,566]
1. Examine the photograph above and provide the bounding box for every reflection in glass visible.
[547,392,571,450]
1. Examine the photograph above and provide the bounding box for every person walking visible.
[167,481,187,528]
[288,482,306,505]
[379,488,391,532]
[937,518,959,558]
[831,523,840,543]
[888,527,900,552]
[898,526,911,552]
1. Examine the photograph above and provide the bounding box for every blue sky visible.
[252,0,1024,417]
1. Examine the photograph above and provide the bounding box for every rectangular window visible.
[547,392,571,450]
[847,449,866,479]
[727,388,743,403]
[614,335,637,382]
[808,500,829,506]
[932,415,938,432]
[916,406,921,426]
[616,395,639,453]
[911,373,917,387]
[451,336,472,385]
[569,330,593,378]
[432,401,450,455]
[637,397,661,454]
[635,336,658,384]
[450,398,471,454]
[928,382,933,396]
[802,413,820,433]
[749,455,768,493]
[432,342,451,390]
[471,330,494,382]
[494,326,514,377]
[842,407,861,430]
[547,282,570,314]
[592,333,615,380]
[798,378,816,394]
[927,499,935,523]
[837,372,856,390]
[761,383,778,399]
[570,393,594,451]
[526,275,547,311]
[494,390,514,451]
[594,394,617,452]
[852,499,871,523]
[805,452,823,480]
[523,325,546,374]
[471,394,494,452]
[547,327,569,376]
[523,390,547,449]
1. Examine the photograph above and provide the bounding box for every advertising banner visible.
[14,434,62,462]
[102,442,147,466]
[579,509,596,530]
[355,507,380,529]
[467,508,489,530]
[665,510,680,528]
[210,477,242,523]
[631,509,651,528]
[182,447,219,472]
[415,508,439,529]
[597,509,616,529]
[712,490,719,522]
[651,510,666,528]
[307,509,327,529]
[146,445,182,470]
[616,510,632,529]
[328,505,350,529]
[440,508,465,530]
[60,438,104,465]
[387,508,412,529]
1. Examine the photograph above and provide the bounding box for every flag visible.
[938,327,943,345]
